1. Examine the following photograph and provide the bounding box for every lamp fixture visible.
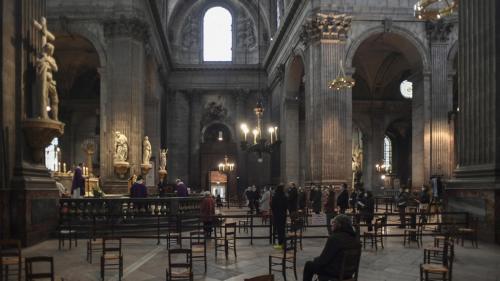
[414,0,458,21]
[218,155,235,173]
[329,60,355,91]
[375,161,391,174]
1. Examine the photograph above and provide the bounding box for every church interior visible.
[1,0,499,280]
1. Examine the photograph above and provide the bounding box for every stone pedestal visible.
[140,163,152,176]
[113,161,130,179]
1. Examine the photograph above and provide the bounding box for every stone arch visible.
[200,121,236,144]
[345,25,430,72]
[284,55,305,98]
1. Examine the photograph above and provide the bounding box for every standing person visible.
[297,186,306,211]
[260,187,271,222]
[245,187,254,213]
[418,185,431,223]
[287,182,298,215]
[200,191,215,237]
[71,163,85,198]
[302,214,361,281]
[130,175,147,198]
[312,187,322,214]
[157,177,167,197]
[271,184,288,249]
[397,187,410,228]
[252,186,260,214]
[337,183,349,214]
[360,191,375,231]
[324,190,337,235]
[175,179,189,197]
[349,187,359,213]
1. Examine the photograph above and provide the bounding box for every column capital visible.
[426,20,454,43]
[300,13,352,46]
[104,15,149,42]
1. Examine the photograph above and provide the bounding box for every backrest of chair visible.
[283,235,297,259]
[0,239,21,259]
[244,274,274,281]
[25,256,54,281]
[190,231,205,247]
[102,237,122,256]
[374,219,383,235]
[338,247,361,280]
[168,249,192,270]
[225,222,237,238]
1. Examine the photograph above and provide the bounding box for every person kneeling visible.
[303,214,361,281]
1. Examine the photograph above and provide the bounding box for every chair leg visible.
[282,261,287,281]
[100,257,104,281]
[293,260,298,280]
[225,240,229,260]
[268,257,272,275]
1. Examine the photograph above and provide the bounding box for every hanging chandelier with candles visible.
[240,101,280,162]
[329,59,355,91]
[414,0,458,21]
[218,155,235,173]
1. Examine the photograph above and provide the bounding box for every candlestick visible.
[58,162,61,172]
[274,127,278,141]
[63,163,67,173]
[252,129,258,144]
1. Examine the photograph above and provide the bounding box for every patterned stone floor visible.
[20,208,500,281]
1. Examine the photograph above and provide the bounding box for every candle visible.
[58,162,61,172]
[63,163,67,173]
[252,129,258,144]
[274,127,278,141]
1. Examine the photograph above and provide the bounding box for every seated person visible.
[56,180,69,198]
[130,175,147,198]
[303,214,361,281]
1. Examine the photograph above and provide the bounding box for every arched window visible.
[203,7,232,62]
[383,136,392,172]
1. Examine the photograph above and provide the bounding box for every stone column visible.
[102,17,147,192]
[189,91,202,188]
[167,91,190,183]
[427,20,454,178]
[301,14,352,185]
[447,0,499,242]
[235,89,249,192]
[280,96,299,184]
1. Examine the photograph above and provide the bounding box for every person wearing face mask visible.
[417,185,431,223]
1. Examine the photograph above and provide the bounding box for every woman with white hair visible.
[259,187,271,223]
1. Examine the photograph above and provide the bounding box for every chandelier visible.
[375,161,392,180]
[414,0,458,20]
[240,101,280,162]
[218,155,235,173]
[329,60,355,91]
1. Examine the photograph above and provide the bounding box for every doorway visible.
[209,170,227,198]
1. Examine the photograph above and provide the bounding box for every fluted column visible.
[189,91,202,188]
[280,97,299,184]
[235,89,249,192]
[427,20,454,178]
[301,13,352,185]
[167,91,190,183]
[102,18,148,186]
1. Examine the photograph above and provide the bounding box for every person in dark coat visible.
[397,188,410,228]
[324,190,337,235]
[359,191,375,231]
[71,163,85,198]
[175,179,189,197]
[337,183,349,214]
[418,185,431,223]
[157,177,167,197]
[287,182,298,215]
[271,184,288,248]
[130,175,148,198]
[303,214,361,281]
[297,187,306,210]
[312,187,322,214]
[349,188,359,213]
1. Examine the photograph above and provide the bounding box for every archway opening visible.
[53,34,101,177]
[351,32,423,190]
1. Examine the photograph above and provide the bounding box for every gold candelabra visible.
[414,0,458,21]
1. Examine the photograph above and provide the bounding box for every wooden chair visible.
[268,234,297,281]
[420,237,453,281]
[288,214,304,250]
[58,216,78,250]
[100,237,123,281]
[215,222,237,260]
[457,217,478,248]
[244,274,274,281]
[363,219,384,250]
[86,233,102,264]
[25,256,54,281]
[315,246,362,281]
[0,240,22,281]
[404,216,423,248]
[166,249,193,281]
[189,231,207,272]
[238,211,252,234]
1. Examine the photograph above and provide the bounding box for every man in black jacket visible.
[303,214,361,281]
[271,184,288,248]
[337,183,349,214]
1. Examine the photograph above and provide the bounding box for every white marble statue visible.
[159,149,168,170]
[33,17,59,121]
[142,136,152,165]
[114,131,128,162]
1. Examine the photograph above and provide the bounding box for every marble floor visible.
[20,208,500,281]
